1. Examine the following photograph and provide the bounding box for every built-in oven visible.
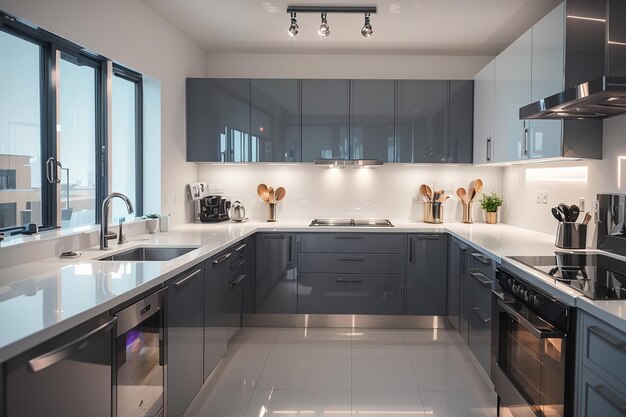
[492,268,575,417]
[114,288,166,417]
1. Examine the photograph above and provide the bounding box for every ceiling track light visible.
[318,12,330,38]
[285,5,377,38]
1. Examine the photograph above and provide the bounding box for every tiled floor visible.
[186,328,497,417]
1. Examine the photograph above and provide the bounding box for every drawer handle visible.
[588,326,626,348]
[594,384,626,412]
[335,234,363,239]
[471,253,492,266]
[173,269,202,288]
[231,259,245,270]
[230,274,246,289]
[469,270,491,286]
[234,243,246,252]
[472,307,491,323]
[212,252,232,265]
[336,278,363,284]
[336,256,364,262]
[263,234,286,240]
[417,235,440,240]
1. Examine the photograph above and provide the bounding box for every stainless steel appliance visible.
[115,289,166,417]
[309,218,394,227]
[597,193,626,254]
[230,200,247,221]
[200,195,231,223]
[492,268,575,417]
[4,313,116,417]
[511,253,626,300]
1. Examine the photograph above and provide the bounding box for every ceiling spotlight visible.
[318,12,330,37]
[361,12,373,37]
[288,12,298,37]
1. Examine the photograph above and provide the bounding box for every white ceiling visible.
[141,0,562,56]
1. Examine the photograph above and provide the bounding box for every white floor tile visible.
[244,389,351,417]
[191,388,254,417]
[276,327,353,341]
[352,357,419,391]
[351,390,425,417]
[352,329,406,341]
[214,355,267,390]
[420,390,497,417]
[351,340,409,359]
[269,339,351,358]
[234,328,280,342]
[402,329,464,345]
[257,356,351,390]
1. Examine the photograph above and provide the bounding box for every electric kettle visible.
[230,200,247,222]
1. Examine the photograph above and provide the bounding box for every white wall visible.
[0,0,208,225]
[197,164,503,222]
[501,114,626,246]
[207,53,491,79]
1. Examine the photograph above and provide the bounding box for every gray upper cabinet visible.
[449,80,474,163]
[396,80,450,163]
[301,79,350,161]
[349,80,395,162]
[186,78,251,162]
[406,234,448,315]
[256,233,297,313]
[251,79,301,162]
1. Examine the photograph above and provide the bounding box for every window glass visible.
[58,57,97,228]
[111,74,138,220]
[0,30,43,229]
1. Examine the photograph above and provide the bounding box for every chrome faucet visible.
[100,192,134,250]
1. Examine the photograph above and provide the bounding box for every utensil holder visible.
[555,222,587,249]
[461,202,473,224]
[424,202,443,224]
[267,203,277,222]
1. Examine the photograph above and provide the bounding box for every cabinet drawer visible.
[582,313,626,389]
[469,251,496,278]
[579,366,626,417]
[300,233,404,254]
[298,273,404,315]
[468,269,492,314]
[299,253,404,274]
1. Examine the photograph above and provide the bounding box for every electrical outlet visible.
[593,200,600,222]
[542,191,548,204]
[536,191,542,204]
[579,197,585,211]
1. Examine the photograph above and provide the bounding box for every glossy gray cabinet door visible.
[186,78,251,162]
[406,234,448,315]
[167,264,205,417]
[256,233,297,313]
[449,80,474,163]
[350,80,395,161]
[467,268,493,375]
[578,366,626,417]
[457,243,470,342]
[242,236,256,324]
[396,81,450,163]
[302,79,350,161]
[447,238,464,330]
[251,79,301,162]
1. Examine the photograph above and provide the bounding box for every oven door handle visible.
[497,298,565,339]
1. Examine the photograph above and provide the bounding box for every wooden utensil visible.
[583,212,592,225]
[275,187,286,201]
[456,187,467,203]
[257,183,269,202]
[424,185,433,202]
[474,178,483,195]
[268,187,275,203]
[468,187,476,203]
[419,184,431,202]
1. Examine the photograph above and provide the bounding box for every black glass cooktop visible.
[511,253,626,300]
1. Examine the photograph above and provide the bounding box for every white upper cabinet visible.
[473,60,495,164]
[528,2,565,159]
[493,29,532,163]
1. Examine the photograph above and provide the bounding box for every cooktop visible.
[511,252,626,300]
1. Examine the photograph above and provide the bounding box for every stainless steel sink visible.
[96,246,199,262]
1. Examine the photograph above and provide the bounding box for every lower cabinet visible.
[167,263,205,417]
[467,256,495,375]
[298,273,404,315]
[447,237,469,331]
[406,234,448,315]
[578,366,626,417]
[242,236,256,324]
[256,233,297,313]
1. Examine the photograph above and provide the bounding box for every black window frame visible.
[0,9,144,232]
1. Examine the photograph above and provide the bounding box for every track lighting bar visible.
[286,6,377,14]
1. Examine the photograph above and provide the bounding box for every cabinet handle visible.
[460,247,468,273]
[472,307,491,323]
[173,269,202,288]
[234,243,246,252]
[469,270,491,286]
[230,274,246,289]
[486,137,492,162]
[336,256,364,262]
[471,252,492,266]
[588,326,626,348]
[28,317,117,372]
[288,235,293,264]
[417,235,440,240]
[336,278,363,284]
[231,259,245,271]
[409,236,413,264]
[263,234,286,240]
[594,385,626,412]
[335,234,363,239]
[212,252,232,265]
[523,123,529,156]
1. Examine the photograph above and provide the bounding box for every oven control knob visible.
[532,295,540,306]
[508,279,514,287]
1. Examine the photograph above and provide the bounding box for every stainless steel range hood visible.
[520,0,626,120]
[314,159,383,168]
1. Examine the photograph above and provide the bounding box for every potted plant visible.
[145,213,160,234]
[479,192,503,224]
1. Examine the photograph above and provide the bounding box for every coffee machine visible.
[200,195,231,223]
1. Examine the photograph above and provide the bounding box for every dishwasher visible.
[3,312,116,417]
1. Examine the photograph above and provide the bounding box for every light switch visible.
[542,191,548,204]
[536,191,542,204]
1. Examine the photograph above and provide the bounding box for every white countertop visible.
[0,219,624,363]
